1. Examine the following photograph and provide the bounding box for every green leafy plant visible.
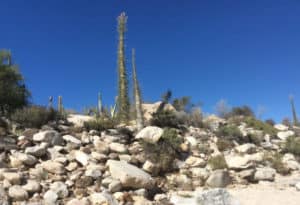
[244,117,277,136]
[151,109,181,128]
[208,155,228,170]
[216,125,243,139]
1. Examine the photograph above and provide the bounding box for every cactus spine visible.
[58,95,63,114]
[132,48,144,130]
[289,95,299,126]
[98,92,103,116]
[117,12,130,123]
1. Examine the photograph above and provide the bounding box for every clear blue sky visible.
[1,0,300,122]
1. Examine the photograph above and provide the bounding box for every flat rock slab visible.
[107,160,153,189]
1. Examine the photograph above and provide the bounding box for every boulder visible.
[25,143,47,157]
[67,114,94,127]
[282,154,300,170]
[107,160,154,189]
[277,130,295,140]
[74,150,90,166]
[23,180,41,193]
[109,142,128,153]
[44,190,58,205]
[8,185,29,201]
[12,152,37,166]
[135,126,163,144]
[3,172,21,185]
[225,153,263,170]
[41,160,65,174]
[89,192,118,205]
[33,130,62,145]
[254,167,276,181]
[93,139,110,154]
[235,143,256,154]
[206,170,231,188]
[274,124,289,131]
[63,135,82,145]
[0,186,9,205]
[50,181,69,198]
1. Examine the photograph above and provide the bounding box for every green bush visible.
[245,117,277,136]
[150,110,181,128]
[283,136,300,156]
[83,117,115,132]
[216,125,243,139]
[142,128,182,173]
[246,133,263,145]
[226,105,254,118]
[0,50,30,115]
[216,138,235,151]
[208,155,228,170]
[263,152,290,175]
[10,106,61,128]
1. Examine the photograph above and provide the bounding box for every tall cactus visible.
[117,12,130,123]
[132,48,144,130]
[97,92,103,116]
[289,95,299,126]
[48,96,53,109]
[58,95,63,114]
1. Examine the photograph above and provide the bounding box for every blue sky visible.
[1,0,300,121]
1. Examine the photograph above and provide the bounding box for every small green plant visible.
[246,132,263,145]
[208,155,228,170]
[142,128,182,173]
[244,117,277,136]
[10,106,61,128]
[216,125,243,139]
[263,152,290,175]
[216,138,235,151]
[83,117,115,132]
[151,109,181,128]
[226,105,254,118]
[283,135,300,156]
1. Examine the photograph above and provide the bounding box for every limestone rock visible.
[8,185,29,201]
[135,126,163,144]
[277,130,295,140]
[109,142,128,153]
[206,170,231,188]
[254,167,276,181]
[75,150,90,166]
[107,160,153,189]
[23,180,41,193]
[41,160,65,174]
[63,135,82,145]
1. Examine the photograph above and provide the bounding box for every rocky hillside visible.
[1,111,300,205]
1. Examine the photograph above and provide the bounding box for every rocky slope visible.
[0,114,300,205]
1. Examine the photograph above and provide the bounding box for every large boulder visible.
[135,126,163,144]
[67,114,94,127]
[274,124,289,131]
[225,153,263,170]
[235,143,256,154]
[206,170,231,188]
[254,167,276,181]
[142,102,176,121]
[8,185,29,201]
[277,130,295,140]
[33,130,62,146]
[107,160,154,189]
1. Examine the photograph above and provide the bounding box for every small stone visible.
[135,126,164,144]
[50,181,69,198]
[75,150,90,166]
[41,160,65,174]
[109,142,127,153]
[63,135,82,144]
[8,185,29,201]
[108,180,122,193]
[3,172,21,185]
[25,143,47,157]
[206,170,231,188]
[44,190,58,205]
[254,167,276,181]
[23,180,41,193]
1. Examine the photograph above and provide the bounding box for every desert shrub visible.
[225,105,254,118]
[151,110,181,128]
[0,50,30,115]
[142,128,182,173]
[208,155,228,170]
[216,125,243,139]
[265,119,275,126]
[244,117,277,136]
[216,138,235,151]
[246,133,263,145]
[283,136,300,156]
[10,106,61,128]
[83,117,115,132]
[263,152,290,175]
[198,143,213,154]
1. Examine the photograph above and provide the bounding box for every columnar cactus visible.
[98,92,102,116]
[48,96,53,109]
[289,95,299,126]
[132,48,144,130]
[58,95,63,114]
[117,12,130,123]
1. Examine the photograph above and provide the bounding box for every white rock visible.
[107,160,154,189]
[108,180,122,192]
[3,172,21,185]
[63,135,82,144]
[25,143,47,157]
[50,181,68,198]
[185,156,206,167]
[75,150,90,166]
[282,154,300,170]
[8,185,28,201]
[235,143,256,154]
[89,192,118,205]
[254,167,276,181]
[135,126,163,144]
[277,130,295,140]
[44,190,58,205]
[143,160,159,175]
[225,153,263,170]
[274,124,289,131]
[186,136,198,147]
[41,161,65,174]
[33,130,61,145]
[23,180,41,193]
[295,182,300,191]
[206,170,231,188]
[109,142,127,153]
[85,165,102,178]
[67,114,94,127]
[12,152,37,166]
